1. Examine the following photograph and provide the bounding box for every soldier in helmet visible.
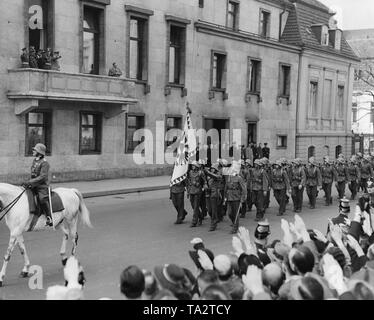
[261,158,271,210]
[187,161,208,227]
[198,159,208,219]
[335,158,349,199]
[22,143,53,227]
[239,159,249,218]
[305,157,322,209]
[360,155,373,193]
[289,158,306,213]
[224,161,247,233]
[320,156,336,206]
[347,156,361,200]
[251,159,269,221]
[271,159,290,216]
[170,178,188,224]
[205,163,223,231]
[245,159,254,213]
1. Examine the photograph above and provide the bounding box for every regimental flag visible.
[170,106,196,187]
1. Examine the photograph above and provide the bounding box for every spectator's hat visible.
[188,248,214,271]
[213,255,232,276]
[33,143,46,156]
[191,160,199,168]
[154,264,188,293]
[190,237,204,250]
[339,197,350,214]
[255,219,270,240]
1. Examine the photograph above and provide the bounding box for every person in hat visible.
[251,159,269,221]
[205,163,224,231]
[347,156,361,200]
[262,143,270,159]
[22,143,53,227]
[320,156,336,206]
[198,159,208,220]
[170,178,188,225]
[271,160,290,216]
[254,219,272,266]
[359,155,373,194]
[245,143,254,166]
[289,159,306,213]
[239,160,249,218]
[223,162,247,233]
[108,62,122,77]
[187,161,208,227]
[245,159,254,213]
[328,197,351,234]
[305,157,322,209]
[335,158,349,200]
[261,158,272,211]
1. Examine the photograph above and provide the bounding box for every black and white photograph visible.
[1,0,374,306]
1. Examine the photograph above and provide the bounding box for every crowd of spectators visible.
[46,193,374,300]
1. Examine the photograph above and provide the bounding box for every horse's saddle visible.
[25,189,64,216]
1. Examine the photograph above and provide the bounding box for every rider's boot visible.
[42,202,53,227]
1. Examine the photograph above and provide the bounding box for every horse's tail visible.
[72,189,92,228]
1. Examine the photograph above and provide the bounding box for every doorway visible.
[247,122,257,145]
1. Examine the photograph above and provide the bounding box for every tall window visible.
[168,25,186,85]
[309,81,318,117]
[227,1,239,30]
[79,112,102,154]
[126,115,145,153]
[322,79,332,118]
[352,103,357,122]
[248,58,261,93]
[279,64,291,97]
[337,85,345,118]
[335,145,342,158]
[129,18,146,80]
[277,135,287,148]
[28,0,52,50]
[165,116,182,149]
[83,6,101,74]
[211,51,227,90]
[259,9,270,38]
[26,111,52,156]
[321,25,329,45]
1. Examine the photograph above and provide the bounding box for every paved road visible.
[0,188,352,300]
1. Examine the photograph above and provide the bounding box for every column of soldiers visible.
[170,152,374,234]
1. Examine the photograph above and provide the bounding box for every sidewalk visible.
[52,175,171,198]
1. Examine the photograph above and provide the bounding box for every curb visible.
[82,185,170,198]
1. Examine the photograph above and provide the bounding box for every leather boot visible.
[42,202,53,227]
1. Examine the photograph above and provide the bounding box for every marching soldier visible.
[289,158,306,213]
[198,159,208,219]
[347,156,361,200]
[252,159,269,221]
[187,161,207,227]
[305,157,322,209]
[262,158,271,210]
[170,179,188,224]
[224,162,247,234]
[360,155,373,193]
[271,159,290,216]
[245,159,254,213]
[205,163,224,231]
[335,158,349,199]
[239,160,249,218]
[320,156,335,206]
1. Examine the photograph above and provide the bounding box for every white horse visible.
[0,183,92,287]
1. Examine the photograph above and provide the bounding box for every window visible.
[227,1,239,30]
[336,85,345,118]
[277,135,287,148]
[248,58,261,93]
[352,103,357,122]
[129,18,148,80]
[335,145,342,159]
[211,51,227,90]
[322,79,332,118]
[79,112,102,154]
[279,64,291,97]
[199,0,204,8]
[308,146,315,159]
[259,9,271,38]
[26,111,52,156]
[321,25,329,45]
[126,115,145,153]
[168,25,186,84]
[165,116,182,151]
[28,0,52,51]
[82,6,102,74]
[309,81,318,117]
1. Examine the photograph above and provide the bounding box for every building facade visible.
[0,0,358,183]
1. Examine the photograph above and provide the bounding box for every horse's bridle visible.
[0,189,26,222]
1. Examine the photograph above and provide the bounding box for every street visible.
[0,188,352,300]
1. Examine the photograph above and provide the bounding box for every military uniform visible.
[205,167,224,231]
[347,162,360,200]
[335,163,348,199]
[224,172,247,233]
[262,145,270,159]
[239,165,249,218]
[271,166,290,215]
[187,167,207,227]
[246,165,254,212]
[170,180,188,224]
[305,163,322,209]
[320,163,335,206]
[289,163,306,212]
[252,164,269,221]
[360,160,373,193]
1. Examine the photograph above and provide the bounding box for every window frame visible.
[247,57,262,94]
[336,85,345,119]
[322,78,333,120]
[165,115,183,151]
[125,113,145,154]
[210,50,227,91]
[352,102,358,123]
[278,63,291,98]
[79,111,102,155]
[309,80,319,118]
[259,8,271,38]
[276,135,287,149]
[226,0,240,31]
[25,110,52,157]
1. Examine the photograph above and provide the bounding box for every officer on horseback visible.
[22,143,53,227]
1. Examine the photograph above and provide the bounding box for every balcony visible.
[7,69,138,116]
